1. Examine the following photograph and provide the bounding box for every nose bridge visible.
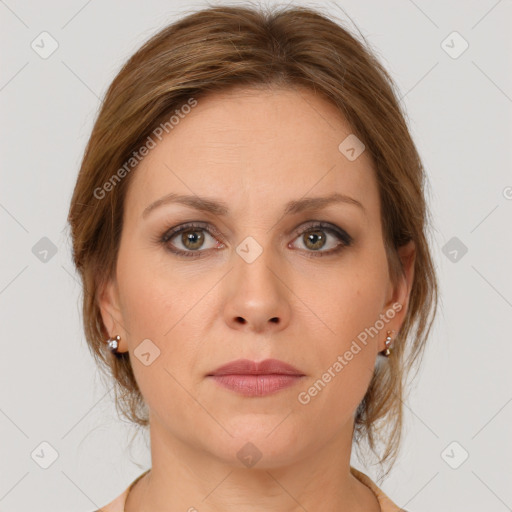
[233,230,283,295]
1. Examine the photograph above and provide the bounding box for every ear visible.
[381,240,415,349]
[97,276,128,353]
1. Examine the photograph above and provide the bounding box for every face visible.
[99,86,414,469]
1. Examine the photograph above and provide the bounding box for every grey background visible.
[1,0,511,510]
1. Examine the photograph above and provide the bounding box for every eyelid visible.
[292,220,353,245]
[161,221,225,243]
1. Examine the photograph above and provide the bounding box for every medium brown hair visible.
[67,3,438,477]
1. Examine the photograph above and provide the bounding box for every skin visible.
[99,85,415,512]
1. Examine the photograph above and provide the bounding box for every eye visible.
[289,222,353,257]
[160,222,224,257]
[159,221,352,258]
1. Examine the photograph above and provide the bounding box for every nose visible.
[222,247,291,335]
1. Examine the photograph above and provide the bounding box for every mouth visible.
[206,358,305,397]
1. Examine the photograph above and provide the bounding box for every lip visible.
[207,359,305,397]
[208,358,304,377]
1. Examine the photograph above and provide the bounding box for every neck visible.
[125,414,380,512]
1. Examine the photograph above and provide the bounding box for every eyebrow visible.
[142,192,366,219]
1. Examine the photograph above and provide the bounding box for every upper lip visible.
[208,358,305,376]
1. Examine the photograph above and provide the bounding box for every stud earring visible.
[107,335,121,354]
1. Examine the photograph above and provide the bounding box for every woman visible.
[68,4,438,511]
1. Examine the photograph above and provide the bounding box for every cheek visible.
[293,254,388,415]
[114,257,205,422]
[303,258,389,352]
[115,244,220,381]
[118,274,172,338]
[116,241,196,335]
[295,282,382,430]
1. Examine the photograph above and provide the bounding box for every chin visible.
[206,417,307,469]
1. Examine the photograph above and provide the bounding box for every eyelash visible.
[158,221,353,259]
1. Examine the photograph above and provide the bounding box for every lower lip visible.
[208,374,304,397]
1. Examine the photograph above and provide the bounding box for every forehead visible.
[124,86,379,221]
